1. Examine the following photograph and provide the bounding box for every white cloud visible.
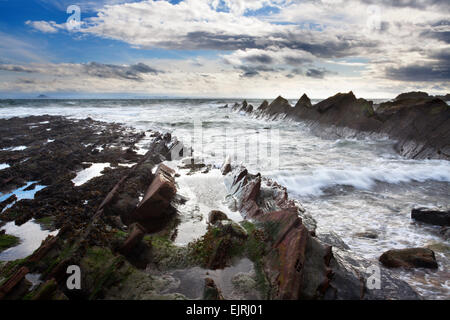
[11,0,450,96]
[25,20,60,33]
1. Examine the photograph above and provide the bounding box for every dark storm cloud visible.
[385,64,450,81]
[283,56,313,66]
[244,54,274,64]
[276,33,379,59]
[180,31,378,59]
[385,48,450,81]
[306,68,328,79]
[237,65,278,78]
[285,68,303,78]
[83,62,162,81]
[0,65,37,73]
[421,20,450,44]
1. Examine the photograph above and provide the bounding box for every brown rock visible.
[294,94,312,109]
[257,100,269,111]
[208,210,229,225]
[221,156,232,175]
[119,223,147,255]
[31,279,58,300]
[379,248,438,269]
[259,208,309,299]
[395,91,430,101]
[264,96,292,117]
[28,235,58,264]
[0,266,29,300]
[203,277,224,300]
[128,163,176,226]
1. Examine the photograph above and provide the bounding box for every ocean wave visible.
[271,161,450,197]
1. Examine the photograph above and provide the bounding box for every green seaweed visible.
[0,233,20,253]
[35,216,55,230]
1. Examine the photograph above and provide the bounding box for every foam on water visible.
[169,167,242,246]
[1,146,27,151]
[0,163,9,170]
[271,160,450,197]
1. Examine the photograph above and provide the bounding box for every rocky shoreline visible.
[0,115,444,300]
[232,91,450,160]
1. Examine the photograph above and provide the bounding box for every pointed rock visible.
[258,100,269,111]
[264,96,292,117]
[294,94,312,109]
[314,91,357,113]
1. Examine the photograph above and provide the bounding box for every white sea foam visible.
[272,161,450,197]
[1,146,27,151]
[173,168,243,246]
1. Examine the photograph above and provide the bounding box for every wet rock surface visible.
[379,248,438,269]
[233,91,450,160]
[0,116,425,300]
[411,207,450,226]
[223,165,421,300]
[0,116,183,300]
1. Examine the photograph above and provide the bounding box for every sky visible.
[0,0,448,99]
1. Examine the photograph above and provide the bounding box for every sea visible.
[0,98,449,299]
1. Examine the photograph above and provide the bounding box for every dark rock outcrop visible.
[203,278,224,300]
[262,96,292,118]
[379,248,438,269]
[294,94,312,109]
[395,91,430,101]
[257,100,269,111]
[208,210,229,225]
[0,266,30,300]
[411,207,450,226]
[119,223,146,255]
[377,97,449,159]
[125,163,177,232]
[224,166,420,300]
[240,90,450,160]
